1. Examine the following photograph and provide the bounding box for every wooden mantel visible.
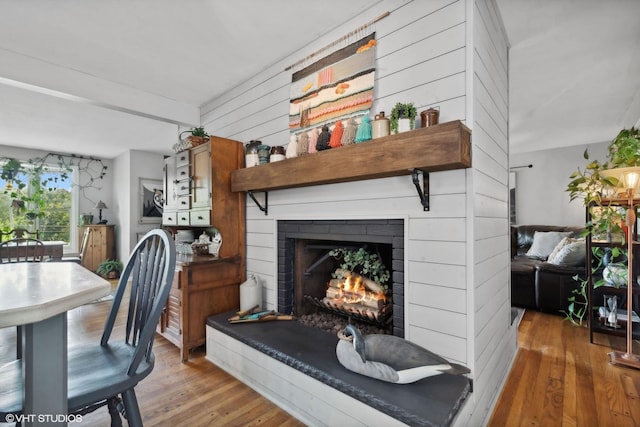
[231,120,471,193]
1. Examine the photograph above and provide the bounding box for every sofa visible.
[511,225,586,314]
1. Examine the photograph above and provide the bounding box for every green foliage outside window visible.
[1,153,107,244]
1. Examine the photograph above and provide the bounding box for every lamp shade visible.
[94,200,108,210]
[600,166,640,195]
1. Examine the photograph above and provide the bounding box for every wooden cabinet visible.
[78,224,115,272]
[163,137,243,231]
[162,151,190,225]
[190,143,211,210]
[159,135,246,361]
[158,255,243,361]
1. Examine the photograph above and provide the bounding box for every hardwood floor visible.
[489,310,640,426]
[0,292,304,427]
[4,296,640,426]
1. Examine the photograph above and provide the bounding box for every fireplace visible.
[277,219,405,337]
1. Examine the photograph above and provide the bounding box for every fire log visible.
[333,269,385,294]
[324,289,384,309]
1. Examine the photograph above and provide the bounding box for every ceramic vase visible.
[397,118,412,133]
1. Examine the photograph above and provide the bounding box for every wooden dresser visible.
[78,224,115,272]
[158,254,243,361]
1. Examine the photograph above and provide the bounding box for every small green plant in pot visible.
[96,259,123,279]
[179,127,209,147]
[390,102,417,134]
[190,127,208,138]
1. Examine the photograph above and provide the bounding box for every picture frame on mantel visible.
[139,177,163,224]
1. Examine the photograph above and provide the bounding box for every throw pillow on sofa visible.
[548,237,586,267]
[526,231,572,259]
[547,236,571,262]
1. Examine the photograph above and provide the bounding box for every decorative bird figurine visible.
[336,325,470,384]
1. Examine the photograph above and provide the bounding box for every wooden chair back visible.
[0,229,176,425]
[0,238,45,263]
[101,229,176,373]
[0,228,40,242]
[79,227,92,260]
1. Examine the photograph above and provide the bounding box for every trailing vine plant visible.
[563,245,625,326]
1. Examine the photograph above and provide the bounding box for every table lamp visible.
[94,200,108,224]
[601,166,640,369]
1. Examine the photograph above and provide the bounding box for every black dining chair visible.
[0,229,176,426]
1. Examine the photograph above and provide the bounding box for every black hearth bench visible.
[206,312,471,427]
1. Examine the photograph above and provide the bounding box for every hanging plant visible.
[1,153,108,223]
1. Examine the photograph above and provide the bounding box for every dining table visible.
[0,262,110,426]
[0,240,66,261]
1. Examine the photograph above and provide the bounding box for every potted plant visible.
[567,127,640,239]
[96,259,123,279]
[180,126,209,148]
[390,102,417,134]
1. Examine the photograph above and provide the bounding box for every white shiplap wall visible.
[462,0,515,424]
[202,0,514,424]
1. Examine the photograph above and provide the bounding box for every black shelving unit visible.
[587,199,640,343]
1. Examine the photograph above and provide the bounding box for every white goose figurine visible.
[336,325,470,384]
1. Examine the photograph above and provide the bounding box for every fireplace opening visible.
[294,240,393,331]
[278,219,405,337]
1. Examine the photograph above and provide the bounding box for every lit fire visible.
[337,275,386,304]
[323,272,388,319]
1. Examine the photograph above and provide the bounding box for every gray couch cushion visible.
[526,231,572,259]
[547,238,586,267]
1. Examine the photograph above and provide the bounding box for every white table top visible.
[0,262,110,328]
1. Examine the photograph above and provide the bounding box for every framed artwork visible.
[139,178,163,223]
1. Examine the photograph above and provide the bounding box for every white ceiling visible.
[499,0,640,154]
[0,1,639,159]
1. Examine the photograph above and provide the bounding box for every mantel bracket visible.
[412,169,430,211]
[248,191,268,215]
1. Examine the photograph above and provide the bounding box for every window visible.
[0,161,78,252]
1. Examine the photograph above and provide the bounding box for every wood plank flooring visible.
[4,295,640,426]
[489,310,640,426]
[0,291,305,427]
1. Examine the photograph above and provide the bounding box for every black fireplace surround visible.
[277,219,405,337]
